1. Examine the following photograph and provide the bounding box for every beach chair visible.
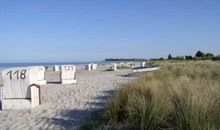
[54,65,60,72]
[91,64,97,70]
[111,63,117,71]
[85,64,92,71]
[61,65,77,84]
[141,62,146,67]
[1,66,43,110]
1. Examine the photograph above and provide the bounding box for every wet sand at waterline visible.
[0,66,135,130]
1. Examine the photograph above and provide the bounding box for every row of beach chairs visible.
[0,65,77,110]
[0,63,136,110]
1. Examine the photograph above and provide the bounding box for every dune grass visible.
[81,61,220,130]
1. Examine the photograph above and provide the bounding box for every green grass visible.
[81,61,220,130]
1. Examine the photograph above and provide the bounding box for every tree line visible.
[105,51,220,62]
[167,50,220,60]
[105,58,148,62]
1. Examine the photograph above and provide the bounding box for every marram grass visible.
[81,61,220,130]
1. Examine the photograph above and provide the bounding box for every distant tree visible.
[160,57,164,60]
[168,54,172,60]
[185,55,193,60]
[175,56,185,60]
[212,55,220,60]
[205,53,214,58]
[195,50,205,58]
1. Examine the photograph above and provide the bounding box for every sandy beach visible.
[0,65,135,130]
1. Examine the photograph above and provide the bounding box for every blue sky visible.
[0,0,220,62]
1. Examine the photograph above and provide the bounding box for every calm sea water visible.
[0,61,114,69]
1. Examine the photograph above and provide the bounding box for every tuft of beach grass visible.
[81,61,220,130]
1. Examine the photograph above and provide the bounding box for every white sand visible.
[0,66,135,130]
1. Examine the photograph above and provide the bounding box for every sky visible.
[0,0,220,62]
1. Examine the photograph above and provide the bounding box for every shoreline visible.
[0,61,113,69]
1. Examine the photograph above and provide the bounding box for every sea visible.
[0,61,115,70]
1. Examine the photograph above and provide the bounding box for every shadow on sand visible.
[40,90,115,129]
[116,72,141,77]
[46,81,61,84]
